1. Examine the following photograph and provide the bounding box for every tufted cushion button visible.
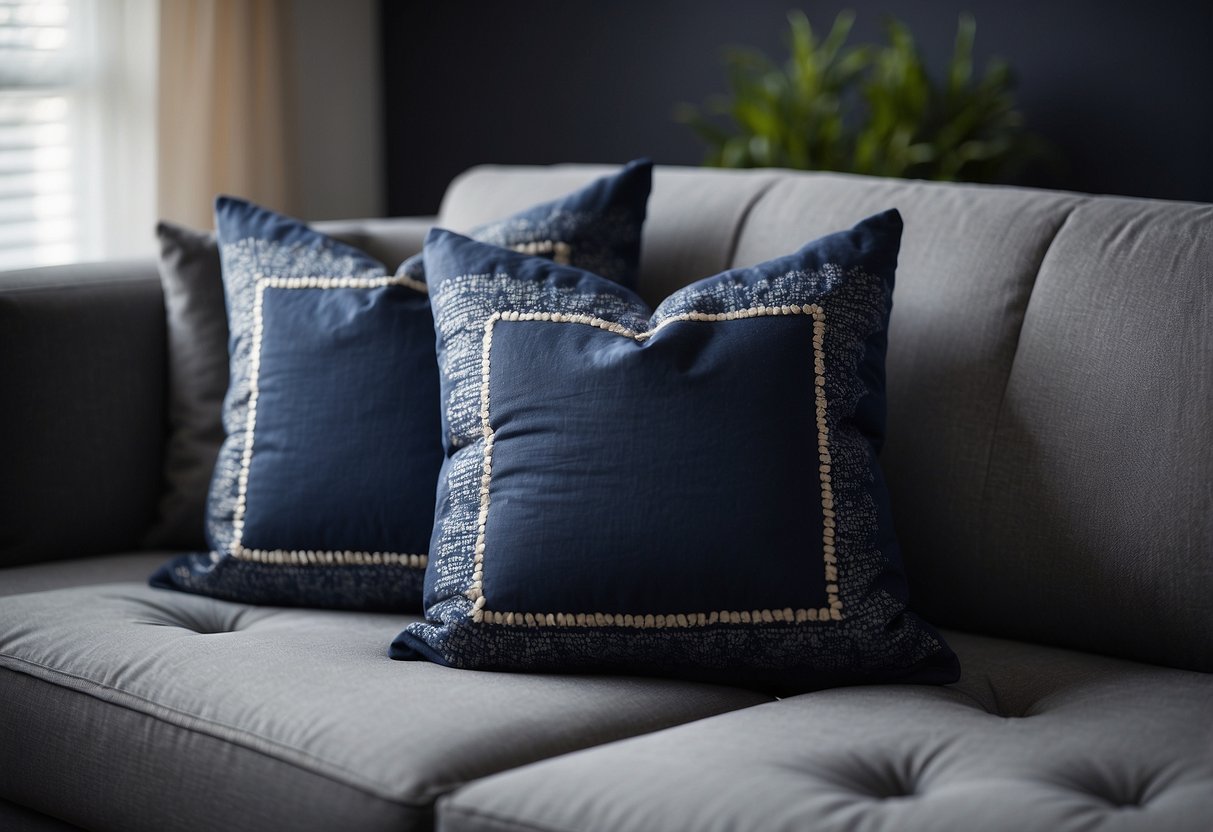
[1050,765,1156,812]
[132,596,251,635]
[804,755,924,801]
[944,679,1037,719]
[186,607,251,635]
[184,621,229,635]
[1103,787,1149,810]
[868,782,917,800]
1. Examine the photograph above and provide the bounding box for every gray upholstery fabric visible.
[144,215,436,552]
[144,222,228,550]
[0,552,169,597]
[981,198,1213,672]
[0,799,87,832]
[0,584,771,832]
[0,261,166,567]
[439,631,1213,832]
[314,215,436,269]
[437,164,780,306]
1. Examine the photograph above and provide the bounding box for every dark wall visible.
[381,1,1213,215]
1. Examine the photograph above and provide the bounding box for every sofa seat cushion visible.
[439,631,1213,832]
[0,552,170,597]
[0,584,771,832]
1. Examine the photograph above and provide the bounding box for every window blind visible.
[0,0,156,271]
[0,1,79,270]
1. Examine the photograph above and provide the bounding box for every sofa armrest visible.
[0,260,166,568]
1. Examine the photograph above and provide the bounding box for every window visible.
[0,0,155,271]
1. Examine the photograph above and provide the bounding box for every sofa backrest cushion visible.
[980,198,1213,672]
[440,165,1213,673]
[439,165,781,307]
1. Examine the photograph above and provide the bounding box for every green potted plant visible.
[677,11,1049,183]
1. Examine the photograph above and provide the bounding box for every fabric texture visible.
[0,261,166,568]
[393,211,958,691]
[151,161,653,611]
[0,584,769,832]
[144,222,228,550]
[978,198,1213,672]
[0,800,87,832]
[438,630,1213,832]
[0,552,170,597]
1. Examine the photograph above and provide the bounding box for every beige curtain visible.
[157,0,296,229]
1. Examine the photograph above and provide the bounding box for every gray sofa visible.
[1,165,1210,832]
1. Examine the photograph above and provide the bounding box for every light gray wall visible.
[287,0,383,220]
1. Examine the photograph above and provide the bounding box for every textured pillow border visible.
[467,303,843,629]
[227,271,431,568]
[510,239,571,264]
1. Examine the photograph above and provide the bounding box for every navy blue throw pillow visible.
[150,161,652,611]
[397,158,651,290]
[392,210,960,690]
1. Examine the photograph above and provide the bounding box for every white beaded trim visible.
[230,548,427,567]
[466,304,841,626]
[511,239,572,265]
[228,273,428,568]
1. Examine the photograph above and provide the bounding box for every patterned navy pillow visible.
[150,161,652,611]
[392,210,960,690]
[398,158,651,291]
